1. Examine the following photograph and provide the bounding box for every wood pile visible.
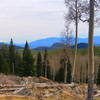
[0,74,99,100]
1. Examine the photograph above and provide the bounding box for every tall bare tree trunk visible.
[45,62,47,78]
[12,62,15,74]
[87,0,94,100]
[64,61,67,83]
[53,69,55,81]
[72,0,78,83]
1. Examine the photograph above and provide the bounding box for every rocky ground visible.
[0,74,99,100]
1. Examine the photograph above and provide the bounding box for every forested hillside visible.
[1,38,100,86]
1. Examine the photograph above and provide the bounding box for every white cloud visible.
[0,0,66,43]
[0,0,99,43]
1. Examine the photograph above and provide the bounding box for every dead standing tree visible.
[65,0,100,83]
[43,48,49,78]
[49,56,60,81]
[75,0,100,100]
[61,27,73,83]
[87,0,94,100]
[65,1,100,98]
[65,0,80,83]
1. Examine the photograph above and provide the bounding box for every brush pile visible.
[0,74,99,100]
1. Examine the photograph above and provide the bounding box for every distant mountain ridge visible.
[16,37,62,48]
[29,37,62,48]
[34,43,88,51]
[34,43,65,51]
[71,43,88,49]
[27,36,100,48]
[0,36,100,49]
[0,42,22,49]
[0,42,90,51]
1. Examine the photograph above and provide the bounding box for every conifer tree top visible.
[25,41,29,49]
[10,38,14,46]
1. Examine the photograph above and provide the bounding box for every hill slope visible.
[0,43,22,49]
[19,36,100,48]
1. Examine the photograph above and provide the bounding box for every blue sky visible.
[0,0,99,43]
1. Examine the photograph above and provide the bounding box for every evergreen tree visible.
[9,39,16,74]
[47,65,51,79]
[43,48,51,78]
[0,45,10,74]
[14,51,23,76]
[22,41,35,76]
[36,52,42,77]
[97,65,100,85]
[80,65,83,83]
[85,62,88,83]
[43,48,48,77]
[67,59,72,83]
[55,67,64,82]
[0,52,3,73]
[55,58,72,83]
[55,59,64,82]
[0,52,8,74]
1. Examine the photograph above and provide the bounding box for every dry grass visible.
[94,97,100,100]
[0,96,36,100]
[0,95,84,100]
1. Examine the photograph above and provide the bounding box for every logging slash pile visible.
[0,74,99,100]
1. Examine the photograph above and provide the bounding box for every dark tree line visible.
[0,39,35,76]
[36,48,100,85]
[36,48,72,83]
[36,48,51,79]
[0,39,100,86]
